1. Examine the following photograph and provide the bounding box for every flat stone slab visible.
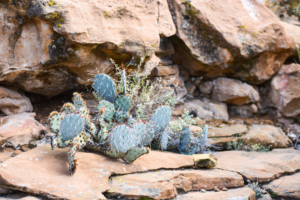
[208,124,248,138]
[0,153,12,163]
[215,148,300,183]
[176,187,256,200]
[108,169,244,199]
[0,145,193,200]
[264,172,300,199]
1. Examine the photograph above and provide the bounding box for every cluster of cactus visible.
[49,71,183,175]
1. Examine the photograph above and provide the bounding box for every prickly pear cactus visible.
[110,124,133,153]
[114,94,130,112]
[142,122,155,146]
[60,114,85,141]
[123,147,149,162]
[67,131,87,175]
[49,111,65,133]
[126,115,137,127]
[150,106,172,133]
[79,107,90,123]
[73,92,87,111]
[178,126,191,151]
[160,129,170,150]
[179,144,199,155]
[114,110,129,124]
[61,103,76,114]
[97,100,115,122]
[92,74,116,103]
[131,122,147,147]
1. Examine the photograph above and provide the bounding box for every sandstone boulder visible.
[173,99,229,120]
[265,172,300,199]
[150,65,179,77]
[212,78,259,105]
[243,125,293,148]
[0,86,33,116]
[0,145,193,199]
[176,187,256,200]
[229,104,258,118]
[168,0,294,83]
[0,113,46,147]
[107,169,243,199]
[208,124,248,138]
[215,148,300,183]
[270,63,300,117]
[1,0,176,97]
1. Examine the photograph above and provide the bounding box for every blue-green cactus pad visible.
[131,122,147,147]
[61,103,76,114]
[114,94,130,112]
[150,106,172,133]
[110,124,133,153]
[97,100,115,122]
[49,112,65,133]
[179,144,199,155]
[160,129,170,150]
[73,93,86,111]
[124,147,149,162]
[104,150,125,159]
[114,110,129,124]
[60,114,85,141]
[92,74,116,103]
[126,115,137,128]
[178,126,191,151]
[142,122,155,146]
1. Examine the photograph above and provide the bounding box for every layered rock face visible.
[168,0,294,84]
[0,0,175,97]
[0,0,300,123]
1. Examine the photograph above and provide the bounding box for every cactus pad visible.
[160,129,170,150]
[179,144,199,155]
[60,114,85,141]
[150,106,172,133]
[123,147,149,162]
[178,126,191,151]
[126,115,137,127]
[49,111,65,133]
[103,150,125,159]
[131,122,147,147]
[114,110,129,124]
[97,100,115,121]
[142,122,155,146]
[92,74,116,103]
[73,92,86,111]
[61,103,76,114]
[114,94,130,112]
[110,124,132,153]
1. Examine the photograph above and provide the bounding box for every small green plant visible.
[247,181,263,198]
[226,140,271,152]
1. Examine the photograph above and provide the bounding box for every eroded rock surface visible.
[168,0,294,83]
[108,169,243,200]
[0,113,46,147]
[243,125,293,148]
[270,63,300,117]
[0,86,32,116]
[215,148,300,183]
[265,172,300,199]
[175,187,256,200]
[173,99,228,120]
[212,78,260,105]
[0,145,193,199]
